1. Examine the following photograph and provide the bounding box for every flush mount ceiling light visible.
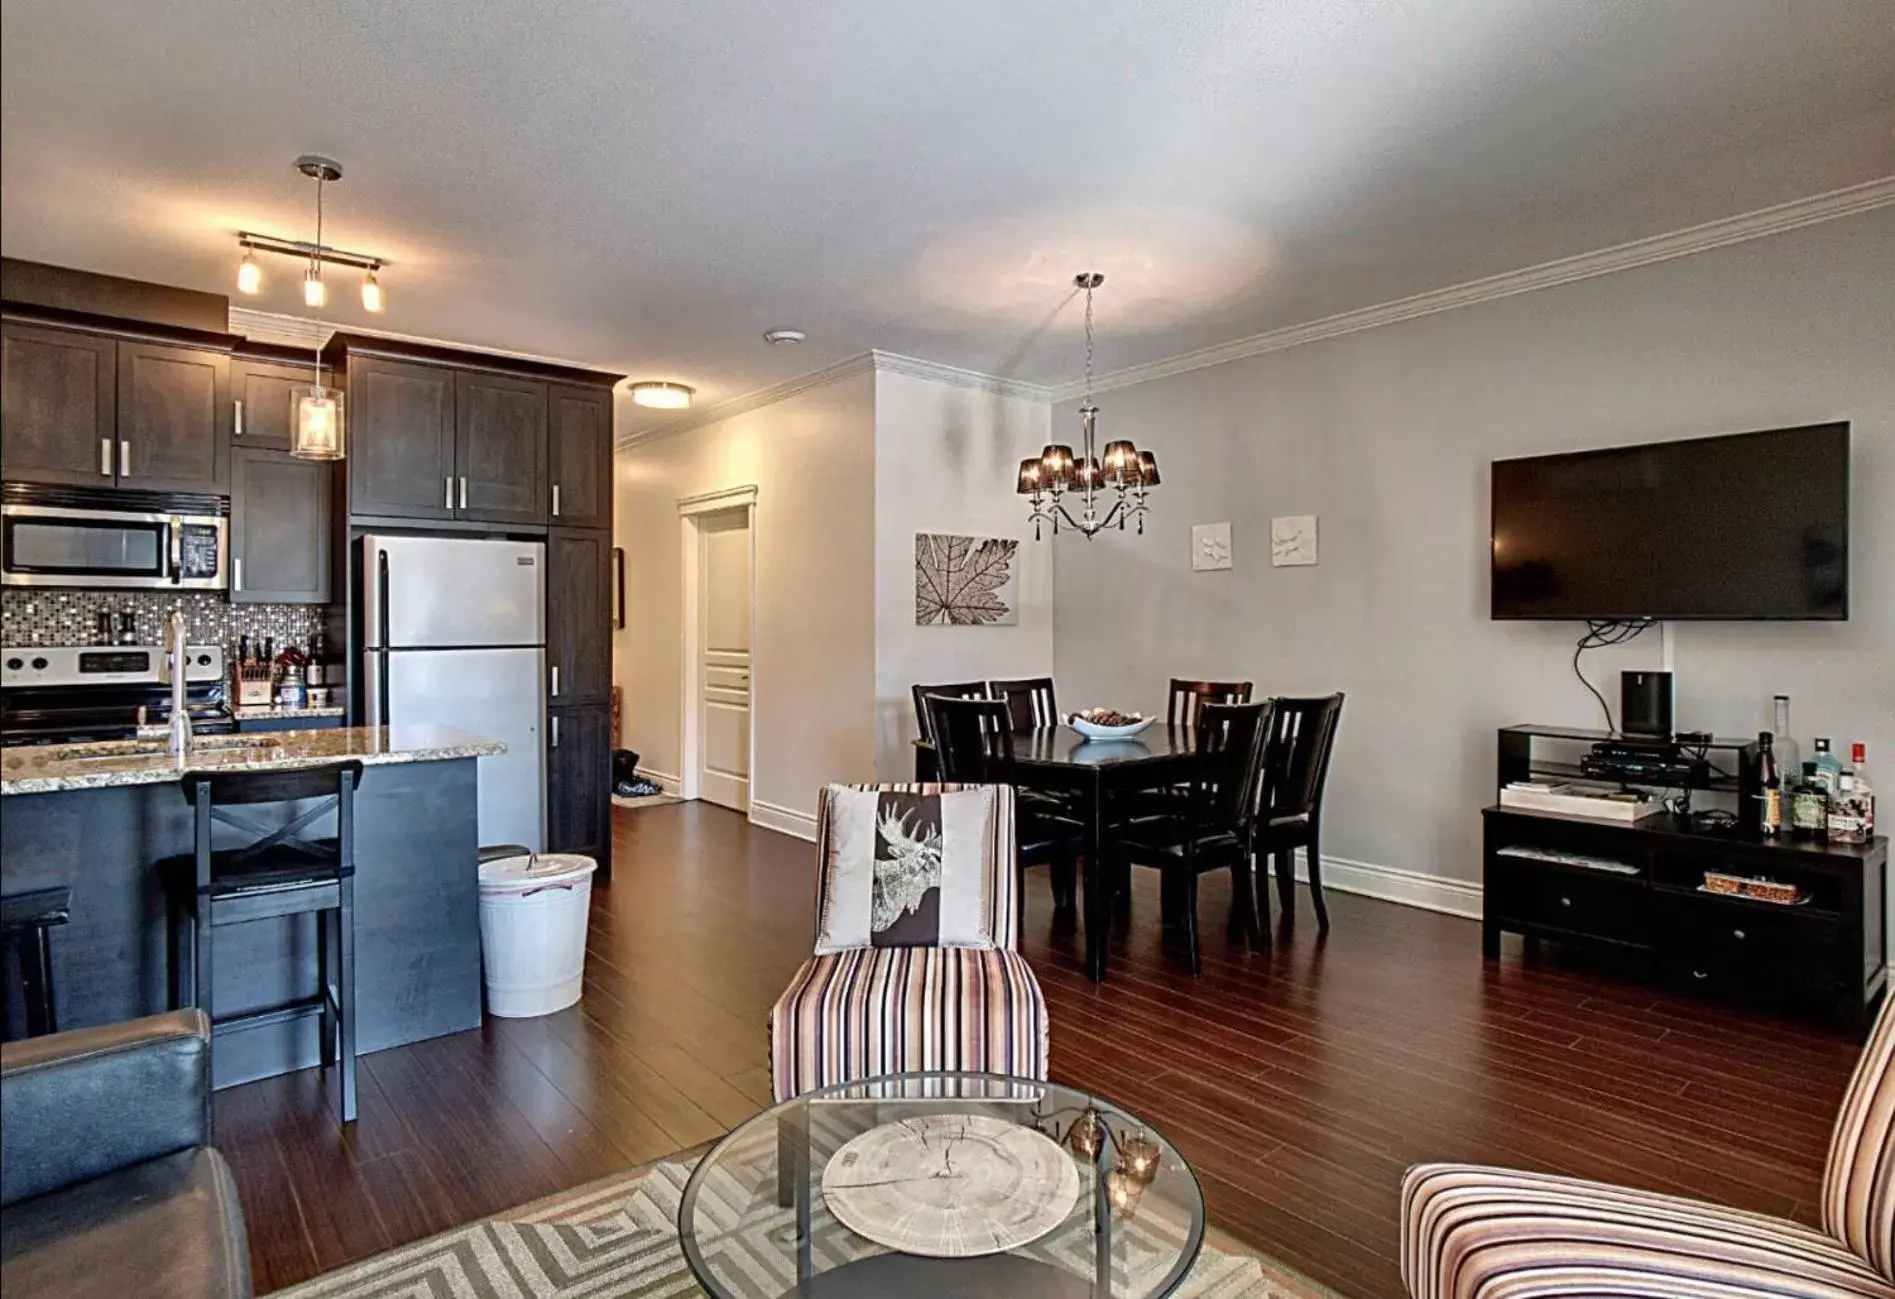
[630,381,695,410]
[235,155,389,314]
[762,328,806,345]
[1019,273,1159,540]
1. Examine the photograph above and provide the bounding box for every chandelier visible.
[1018,272,1159,540]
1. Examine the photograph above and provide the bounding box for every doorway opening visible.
[679,487,756,814]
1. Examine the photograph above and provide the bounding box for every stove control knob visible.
[30,656,49,671]
[4,657,23,671]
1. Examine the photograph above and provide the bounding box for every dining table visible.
[916,725,1207,982]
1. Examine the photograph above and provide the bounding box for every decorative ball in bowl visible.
[1066,708,1153,741]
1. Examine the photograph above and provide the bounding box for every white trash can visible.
[477,853,597,1018]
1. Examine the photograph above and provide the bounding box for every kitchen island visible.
[1,724,502,1087]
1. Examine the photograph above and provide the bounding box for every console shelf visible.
[1485,727,1887,1036]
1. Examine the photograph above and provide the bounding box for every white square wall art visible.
[1271,515,1318,567]
[1192,522,1233,571]
[914,533,1020,625]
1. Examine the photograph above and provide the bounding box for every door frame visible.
[678,485,757,809]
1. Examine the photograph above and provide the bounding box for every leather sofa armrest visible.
[1,1009,212,1207]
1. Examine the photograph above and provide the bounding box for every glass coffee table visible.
[678,1072,1204,1298]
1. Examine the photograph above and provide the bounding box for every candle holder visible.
[1032,1103,1165,1219]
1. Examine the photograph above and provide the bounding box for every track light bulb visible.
[236,251,262,296]
[360,268,385,313]
[303,267,327,308]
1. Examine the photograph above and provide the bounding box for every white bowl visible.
[1066,714,1154,741]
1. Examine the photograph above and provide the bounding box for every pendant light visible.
[290,156,346,461]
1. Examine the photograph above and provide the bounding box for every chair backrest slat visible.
[912,681,988,745]
[1258,694,1344,820]
[989,677,1058,731]
[180,761,363,807]
[1167,678,1253,728]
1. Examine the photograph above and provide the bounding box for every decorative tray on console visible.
[1700,871,1807,906]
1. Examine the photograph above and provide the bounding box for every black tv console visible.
[1485,724,1888,1036]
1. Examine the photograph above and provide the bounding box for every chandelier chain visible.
[1083,282,1094,406]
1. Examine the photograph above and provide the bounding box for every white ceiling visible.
[3,0,1891,431]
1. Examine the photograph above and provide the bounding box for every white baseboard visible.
[1288,848,1482,920]
[637,768,683,796]
[750,799,818,842]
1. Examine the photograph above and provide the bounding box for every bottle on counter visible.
[1812,738,1844,796]
[1789,762,1829,840]
[1832,773,1869,845]
[274,642,307,709]
[1771,695,1801,784]
[1756,731,1783,837]
[1849,743,1875,839]
[306,629,327,688]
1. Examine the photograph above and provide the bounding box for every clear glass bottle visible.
[1771,695,1801,783]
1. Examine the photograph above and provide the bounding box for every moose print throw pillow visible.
[814,785,999,953]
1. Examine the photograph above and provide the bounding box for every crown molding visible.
[1047,175,1895,403]
[616,351,878,450]
[869,350,1051,401]
[226,306,595,373]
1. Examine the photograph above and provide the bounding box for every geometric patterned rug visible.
[271,1149,1343,1298]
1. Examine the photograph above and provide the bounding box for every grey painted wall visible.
[1052,210,1893,891]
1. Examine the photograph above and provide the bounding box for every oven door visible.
[0,504,227,589]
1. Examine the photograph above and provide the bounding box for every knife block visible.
[233,662,274,708]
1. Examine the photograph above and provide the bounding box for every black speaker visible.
[1620,670,1673,737]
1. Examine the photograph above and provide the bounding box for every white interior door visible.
[697,510,751,811]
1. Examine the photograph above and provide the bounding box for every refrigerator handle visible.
[375,547,392,727]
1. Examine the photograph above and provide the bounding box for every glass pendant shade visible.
[1016,458,1043,495]
[1039,444,1075,487]
[236,252,262,295]
[1102,439,1138,484]
[360,268,386,313]
[303,268,327,308]
[1136,450,1160,487]
[290,385,345,460]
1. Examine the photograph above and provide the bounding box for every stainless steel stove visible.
[1,644,233,745]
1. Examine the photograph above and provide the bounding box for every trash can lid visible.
[477,852,597,890]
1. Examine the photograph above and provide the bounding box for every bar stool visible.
[1,886,71,1040]
[163,761,362,1124]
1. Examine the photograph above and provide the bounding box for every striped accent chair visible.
[768,783,1049,1103]
[1402,999,1895,1298]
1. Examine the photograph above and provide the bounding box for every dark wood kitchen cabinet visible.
[229,447,331,604]
[230,356,310,451]
[456,370,547,525]
[1,321,118,485]
[547,527,612,706]
[346,355,458,520]
[548,703,612,874]
[115,340,231,493]
[548,382,613,529]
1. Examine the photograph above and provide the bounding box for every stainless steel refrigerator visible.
[360,534,545,850]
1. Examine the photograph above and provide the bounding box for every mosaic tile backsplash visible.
[2,589,325,652]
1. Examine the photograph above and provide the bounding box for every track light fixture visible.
[234,155,389,315]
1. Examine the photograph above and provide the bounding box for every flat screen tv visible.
[1491,423,1849,621]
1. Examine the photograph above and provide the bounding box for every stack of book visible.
[1500,779,1660,822]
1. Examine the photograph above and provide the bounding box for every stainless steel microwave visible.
[1,488,228,590]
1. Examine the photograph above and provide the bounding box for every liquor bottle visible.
[1756,731,1783,837]
[1851,743,1875,838]
[1789,762,1828,840]
[306,629,327,687]
[1832,774,1868,845]
[1812,737,1844,795]
[1771,695,1801,784]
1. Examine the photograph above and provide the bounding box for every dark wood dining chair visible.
[1113,700,1272,974]
[912,681,988,746]
[1166,678,1255,727]
[926,694,1082,916]
[989,677,1059,731]
[1254,693,1345,934]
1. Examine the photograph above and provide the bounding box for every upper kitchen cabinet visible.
[325,334,620,529]
[547,527,612,705]
[548,383,613,530]
[457,370,547,525]
[3,314,239,494]
[1,320,118,485]
[230,353,317,452]
[344,354,458,521]
[115,340,230,493]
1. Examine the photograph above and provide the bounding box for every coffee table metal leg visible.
[1093,1136,1112,1297]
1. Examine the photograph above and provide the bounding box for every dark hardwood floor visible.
[217,802,1865,1297]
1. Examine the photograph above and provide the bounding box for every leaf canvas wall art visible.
[914,533,1020,626]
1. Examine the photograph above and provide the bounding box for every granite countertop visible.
[1,725,505,795]
[234,703,348,720]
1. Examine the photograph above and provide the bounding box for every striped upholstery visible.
[1401,1164,1895,1299]
[770,783,1046,1102]
[1826,999,1895,1281]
